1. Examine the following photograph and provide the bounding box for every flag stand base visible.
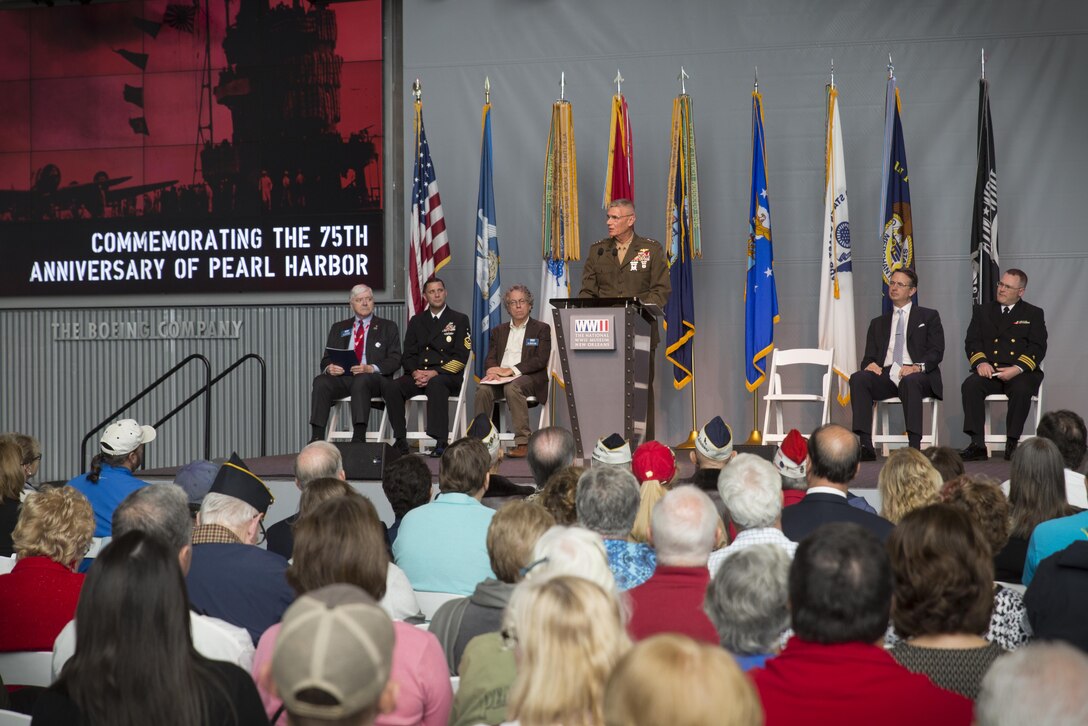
[674,430,698,450]
[744,429,764,445]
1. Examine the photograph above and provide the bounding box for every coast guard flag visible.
[744,89,779,392]
[664,93,701,390]
[473,102,501,380]
[970,77,999,305]
[818,84,857,406]
[878,75,915,314]
[408,97,451,318]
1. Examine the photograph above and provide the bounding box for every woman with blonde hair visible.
[501,575,631,726]
[630,441,678,543]
[604,634,764,726]
[878,447,943,523]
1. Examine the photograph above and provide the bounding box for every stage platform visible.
[143,445,1014,532]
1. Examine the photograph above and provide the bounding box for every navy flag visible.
[970,77,999,305]
[664,94,700,389]
[878,75,916,314]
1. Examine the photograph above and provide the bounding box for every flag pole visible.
[980,48,985,80]
[745,68,764,446]
[674,66,698,450]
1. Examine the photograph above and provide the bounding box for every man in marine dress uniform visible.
[308,284,402,443]
[578,198,670,439]
[386,277,471,457]
[959,268,1047,461]
[472,284,552,458]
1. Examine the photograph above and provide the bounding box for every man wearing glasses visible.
[579,199,671,437]
[473,284,551,458]
[849,267,945,461]
[959,269,1047,461]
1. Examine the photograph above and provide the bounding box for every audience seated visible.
[526,426,576,487]
[186,453,294,643]
[629,441,677,544]
[1024,539,1088,652]
[0,486,93,652]
[922,445,965,483]
[380,454,432,547]
[393,438,497,594]
[750,522,972,725]
[66,419,156,537]
[500,576,630,726]
[709,453,797,576]
[429,501,555,674]
[54,484,254,675]
[466,414,535,497]
[1001,410,1088,509]
[575,466,656,590]
[591,433,631,468]
[998,437,1076,583]
[254,492,452,726]
[451,525,617,726]
[34,532,267,726]
[534,465,583,525]
[886,504,1007,699]
[976,641,1088,726]
[604,634,763,726]
[270,476,350,560]
[266,441,346,558]
[704,543,791,671]
[941,475,1030,649]
[877,447,942,523]
[773,429,808,507]
[685,416,735,491]
[271,584,398,726]
[627,486,720,644]
[780,424,894,542]
[0,440,25,556]
[173,458,221,517]
[0,431,42,497]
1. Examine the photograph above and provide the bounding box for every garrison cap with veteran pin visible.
[467,413,501,460]
[209,452,274,513]
[773,428,808,479]
[592,433,632,465]
[694,416,734,462]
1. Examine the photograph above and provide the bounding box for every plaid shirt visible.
[191,523,242,546]
[707,527,798,577]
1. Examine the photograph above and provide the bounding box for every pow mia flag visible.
[970,77,999,305]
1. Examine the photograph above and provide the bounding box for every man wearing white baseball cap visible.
[67,418,156,537]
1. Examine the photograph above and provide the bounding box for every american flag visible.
[408,100,451,317]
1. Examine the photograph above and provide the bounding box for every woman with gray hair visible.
[704,543,791,671]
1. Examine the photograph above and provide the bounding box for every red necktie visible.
[354,322,368,363]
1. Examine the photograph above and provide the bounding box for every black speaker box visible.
[332,442,401,480]
[734,444,778,462]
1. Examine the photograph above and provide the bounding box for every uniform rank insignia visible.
[633,248,651,269]
[442,322,457,334]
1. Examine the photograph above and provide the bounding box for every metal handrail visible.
[154,353,268,457]
[80,354,212,469]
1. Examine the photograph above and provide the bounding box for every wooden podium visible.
[550,298,661,459]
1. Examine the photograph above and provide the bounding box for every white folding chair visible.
[0,710,31,726]
[0,556,15,575]
[761,348,834,445]
[984,368,1044,455]
[404,353,473,451]
[325,396,389,443]
[85,536,111,559]
[0,651,54,688]
[414,590,463,620]
[871,397,940,456]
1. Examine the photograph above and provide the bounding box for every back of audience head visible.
[525,525,617,595]
[941,475,1009,555]
[527,426,576,486]
[650,485,720,567]
[0,439,23,503]
[487,501,556,584]
[298,477,353,520]
[438,438,490,496]
[380,454,432,521]
[576,466,641,539]
[288,493,388,600]
[1036,409,1088,472]
[294,441,345,486]
[1009,436,1075,539]
[717,453,783,530]
[113,483,193,555]
[537,465,583,525]
[922,446,966,483]
[13,486,94,567]
[705,543,791,658]
[504,575,630,726]
[0,431,40,486]
[790,522,892,644]
[198,491,262,544]
[173,458,221,516]
[273,584,397,726]
[877,447,942,523]
[603,634,763,726]
[886,504,993,639]
[592,433,632,469]
[630,441,677,544]
[806,424,861,487]
[976,641,1088,726]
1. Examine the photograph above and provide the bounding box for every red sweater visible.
[0,557,85,652]
[751,638,973,726]
[626,565,718,645]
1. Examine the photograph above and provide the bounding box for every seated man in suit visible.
[781,424,894,543]
[959,268,1047,461]
[472,284,552,459]
[309,284,402,443]
[849,267,944,461]
[386,277,471,457]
